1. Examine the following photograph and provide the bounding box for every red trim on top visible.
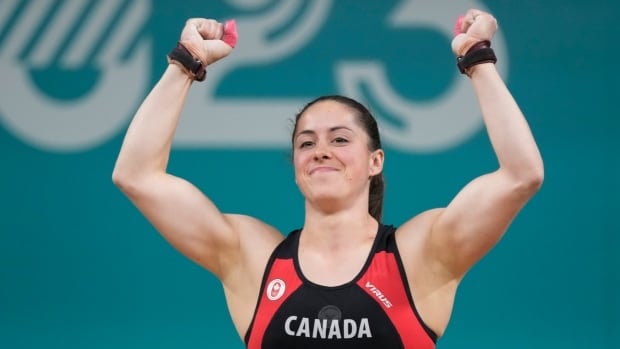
[356,251,435,349]
[247,258,302,349]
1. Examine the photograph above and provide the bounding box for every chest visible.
[245,256,435,349]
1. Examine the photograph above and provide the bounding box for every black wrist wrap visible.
[457,40,497,76]
[167,42,207,81]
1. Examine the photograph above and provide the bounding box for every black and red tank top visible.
[244,224,437,349]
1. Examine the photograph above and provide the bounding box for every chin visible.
[307,188,347,205]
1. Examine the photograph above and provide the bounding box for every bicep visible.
[430,170,537,277]
[121,173,239,277]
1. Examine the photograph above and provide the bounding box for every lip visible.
[309,166,338,175]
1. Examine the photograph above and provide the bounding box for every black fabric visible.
[262,283,403,349]
[167,42,206,81]
[245,224,432,349]
[457,41,497,75]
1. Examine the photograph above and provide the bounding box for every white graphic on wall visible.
[178,0,333,148]
[180,0,507,152]
[0,0,151,152]
[339,0,508,151]
[0,0,506,153]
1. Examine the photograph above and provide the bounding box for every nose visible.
[313,141,331,160]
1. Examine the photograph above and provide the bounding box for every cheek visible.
[292,152,308,174]
[340,150,366,169]
[336,152,367,181]
[292,151,301,165]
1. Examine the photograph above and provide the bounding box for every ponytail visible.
[369,173,385,222]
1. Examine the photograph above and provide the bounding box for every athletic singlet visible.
[244,224,437,349]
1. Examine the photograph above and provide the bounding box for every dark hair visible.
[291,95,385,222]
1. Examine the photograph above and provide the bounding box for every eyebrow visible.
[295,126,353,139]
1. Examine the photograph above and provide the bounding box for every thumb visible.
[200,19,237,64]
[451,33,468,56]
[202,40,234,65]
[451,33,482,57]
[451,14,476,56]
[179,19,238,66]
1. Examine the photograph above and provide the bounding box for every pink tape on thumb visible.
[222,19,238,48]
[454,15,464,36]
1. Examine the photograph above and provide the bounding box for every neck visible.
[301,204,378,251]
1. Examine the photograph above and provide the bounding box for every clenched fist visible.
[452,9,498,57]
[179,18,238,66]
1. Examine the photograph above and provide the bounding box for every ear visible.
[368,149,384,177]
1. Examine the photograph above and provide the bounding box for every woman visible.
[112,8,544,348]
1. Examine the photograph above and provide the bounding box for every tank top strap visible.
[270,229,301,259]
[374,223,398,253]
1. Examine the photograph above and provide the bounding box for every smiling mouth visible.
[310,167,338,175]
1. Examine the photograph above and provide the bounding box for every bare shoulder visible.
[218,214,285,336]
[222,214,285,282]
[226,214,285,251]
[394,208,448,276]
[394,208,459,338]
[395,208,444,247]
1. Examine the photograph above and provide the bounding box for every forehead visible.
[296,100,360,130]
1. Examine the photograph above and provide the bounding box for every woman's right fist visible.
[451,9,497,57]
[179,18,238,66]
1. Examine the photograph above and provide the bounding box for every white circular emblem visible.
[266,278,286,301]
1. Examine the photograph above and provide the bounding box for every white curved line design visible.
[0,0,152,152]
[336,0,508,152]
[176,0,333,147]
[0,0,507,153]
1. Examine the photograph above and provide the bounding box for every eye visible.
[299,141,314,149]
[333,137,349,144]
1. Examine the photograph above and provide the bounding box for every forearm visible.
[470,63,544,183]
[113,65,193,179]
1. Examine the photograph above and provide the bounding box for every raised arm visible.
[424,10,544,279]
[112,19,279,281]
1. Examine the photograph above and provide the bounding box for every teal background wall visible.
[0,0,617,348]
